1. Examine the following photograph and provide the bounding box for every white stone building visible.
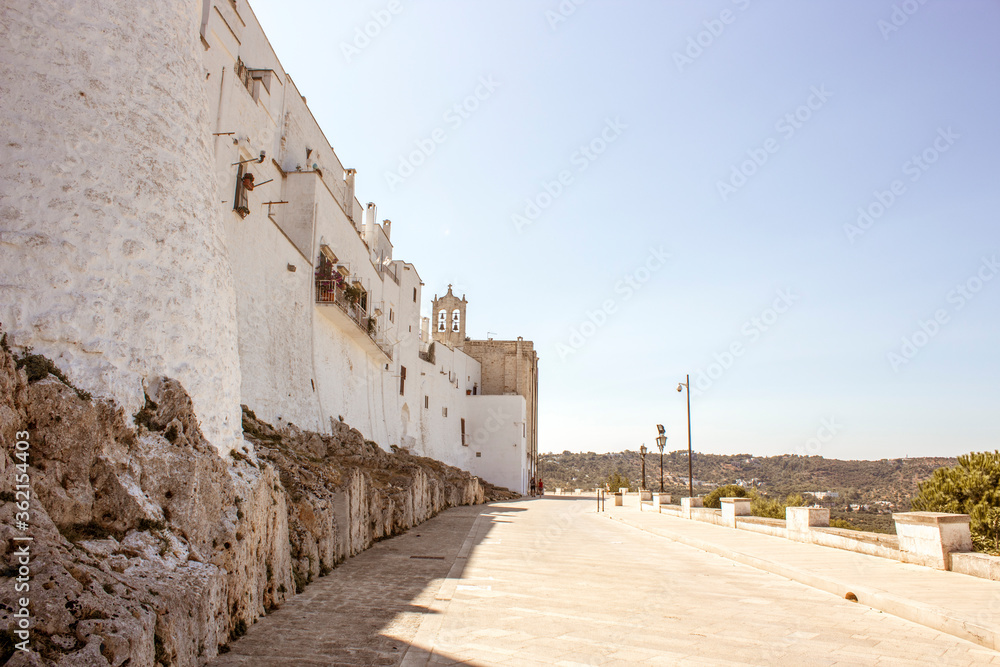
[0,0,534,493]
[197,0,537,493]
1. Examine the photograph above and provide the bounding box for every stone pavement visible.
[211,497,1000,666]
[607,503,1000,653]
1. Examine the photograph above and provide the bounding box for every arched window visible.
[437,310,446,332]
[451,309,461,332]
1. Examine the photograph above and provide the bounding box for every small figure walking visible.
[537,479,544,496]
[529,476,536,497]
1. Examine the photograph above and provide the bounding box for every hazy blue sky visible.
[249,0,999,460]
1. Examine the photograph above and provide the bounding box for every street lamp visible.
[655,425,667,493]
[639,444,648,491]
[677,374,693,499]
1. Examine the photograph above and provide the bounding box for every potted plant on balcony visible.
[344,284,362,305]
[366,317,376,335]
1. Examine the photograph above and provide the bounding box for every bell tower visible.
[431,285,467,350]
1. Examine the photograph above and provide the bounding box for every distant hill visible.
[538,450,957,510]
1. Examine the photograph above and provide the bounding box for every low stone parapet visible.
[811,526,900,560]
[659,504,684,517]
[894,512,973,570]
[680,496,703,519]
[721,498,751,528]
[950,552,1000,582]
[735,516,787,538]
[653,493,671,505]
[689,507,724,525]
[786,506,830,542]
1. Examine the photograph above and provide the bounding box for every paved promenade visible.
[211,497,1000,666]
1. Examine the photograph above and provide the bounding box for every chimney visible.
[383,219,391,240]
[345,169,357,221]
[365,202,376,241]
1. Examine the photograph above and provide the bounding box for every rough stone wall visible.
[0,0,243,454]
[0,343,489,666]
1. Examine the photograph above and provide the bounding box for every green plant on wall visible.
[912,451,1000,554]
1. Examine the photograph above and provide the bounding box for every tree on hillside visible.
[911,451,1000,554]
[703,484,747,508]
[606,470,631,492]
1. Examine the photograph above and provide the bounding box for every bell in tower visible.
[430,284,468,350]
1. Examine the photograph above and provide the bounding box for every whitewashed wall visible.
[465,395,528,494]
[0,0,244,454]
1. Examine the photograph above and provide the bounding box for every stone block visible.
[653,493,671,505]
[639,489,652,501]
[614,493,623,507]
[680,496,703,519]
[894,512,973,570]
[721,497,752,528]
[786,506,829,542]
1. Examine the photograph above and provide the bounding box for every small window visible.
[442,407,448,417]
[461,418,466,445]
[389,308,394,323]
[437,310,446,332]
[451,309,461,332]
[424,395,429,409]
[400,366,406,395]
[476,452,481,457]
[413,287,417,303]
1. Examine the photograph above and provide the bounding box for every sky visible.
[248,0,1000,461]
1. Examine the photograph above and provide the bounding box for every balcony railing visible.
[315,280,393,359]
[382,262,400,285]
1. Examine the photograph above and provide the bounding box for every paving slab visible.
[606,504,1000,652]
[211,497,999,665]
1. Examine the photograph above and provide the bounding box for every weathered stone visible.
[0,341,503,666]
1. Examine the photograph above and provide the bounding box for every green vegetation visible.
[748,490,806,519]
[538,450,953,511]
[703,484,747,508]
[14,347,91,400]
[911,451,1000,554]
[605,470,631,492]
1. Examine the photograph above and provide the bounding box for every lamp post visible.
[677,374,693,499]
[639,444,648,491]
[655,425,667,493]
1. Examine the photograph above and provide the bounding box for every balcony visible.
[315,279,393,360]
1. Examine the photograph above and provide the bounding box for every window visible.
[424,395,429,409]
[399,366,406,395]
[389,308,394,323]
[437,310,446,332]
[413,287,417,303]
[451,309,461,332]
[442,407,448,417]
[476,452,481,457]
[461,418,466,446]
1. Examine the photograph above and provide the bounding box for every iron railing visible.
[315,280,392,359]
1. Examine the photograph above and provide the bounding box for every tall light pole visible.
[639,444,648,491]
[655,425,667,493]
[677,374,693,499]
